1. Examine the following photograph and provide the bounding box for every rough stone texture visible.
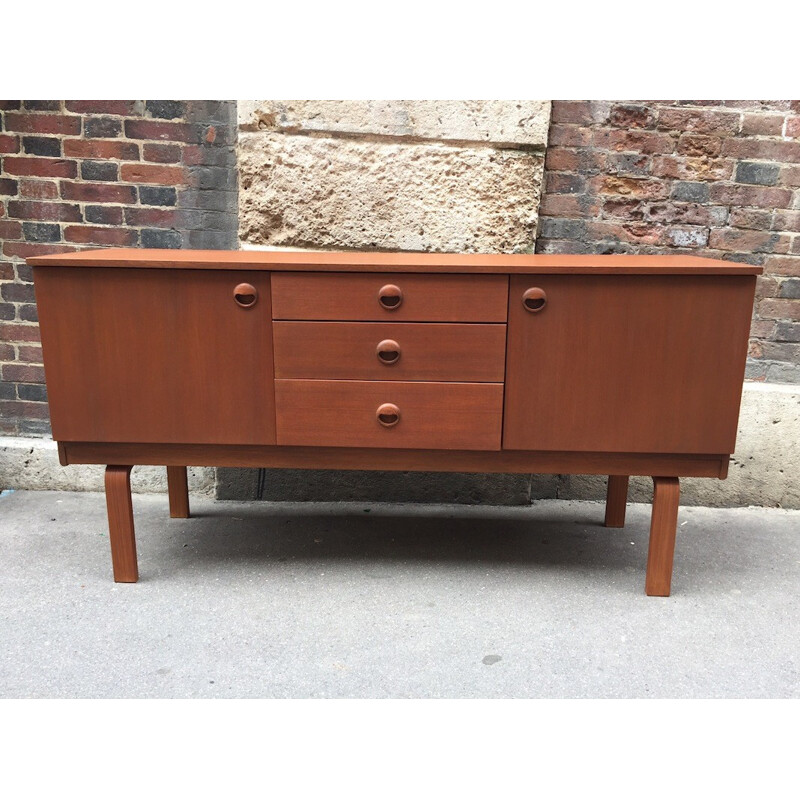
[559,383,800,508]
[238,132,544,253]
[238,100,551,149]
[0,437,214,495]
[216,468,532,505]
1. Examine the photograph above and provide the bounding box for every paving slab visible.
[1,490,798,698]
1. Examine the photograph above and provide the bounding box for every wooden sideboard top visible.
[27,248,764,275]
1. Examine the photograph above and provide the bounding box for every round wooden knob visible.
[522,287,547,313]
[378,284,403,310]
[376,339,401,365]
[233,283,258,308]
[376,403,400,427]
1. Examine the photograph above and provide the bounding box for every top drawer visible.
[271,272,508,322]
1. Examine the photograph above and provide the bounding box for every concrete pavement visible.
[1,489,798,698]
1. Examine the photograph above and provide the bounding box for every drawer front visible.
[273,321,506,382]
[275,380,503,450]
[271,273,508,322]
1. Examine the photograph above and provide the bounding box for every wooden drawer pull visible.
[376,403,400,427]
[378,284,403,310]
[376,339,401,365]
[522,287,547,313]
[233,283,258,308]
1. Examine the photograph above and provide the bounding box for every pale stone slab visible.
[238,132,544,253]
[0,437,214,495]
[238,100,551,148]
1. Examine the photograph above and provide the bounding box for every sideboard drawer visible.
[273,321,507,382]
[271,273,508,322]
[275,380,503,450]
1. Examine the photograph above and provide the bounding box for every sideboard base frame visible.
[81,445,709,595]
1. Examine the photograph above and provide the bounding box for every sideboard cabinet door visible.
[35,267,276,445]
[503,274,756,454]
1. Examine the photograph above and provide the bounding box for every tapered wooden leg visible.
[167,466,190,518]
[104,465,138,583]
[645,476,680,597]
[604,475,629,528]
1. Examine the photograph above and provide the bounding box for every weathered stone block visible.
[238,133,544,252]
[238,100,551,149]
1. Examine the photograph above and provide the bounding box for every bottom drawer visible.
[275,380,503,450]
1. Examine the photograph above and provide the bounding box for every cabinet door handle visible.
[233,283,258,308]
[376,403,400,427]
[378,284,403,310]
[522,287,547,313]
[376,339,401,365]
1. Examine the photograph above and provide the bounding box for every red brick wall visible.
[536,100,800,382]
[0,100,237,435]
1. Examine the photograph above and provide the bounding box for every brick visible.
[22,136,60,157]
[124,119,194,142]
[65,100,138,115]
[0,263,14,279]
[773,211,800,232]
[143,143,181,163]
[593,175,669,199]
[0,302,15,320]
[546,173,585,194]
[22,222,61,243]
[1,282,35,303]
[0,400,50,420]
[763,256,800,276]
[0,101,22,110]
[3,242,76,259]
[3,113,81,136]
[191,166,237,191]
[146,100,186,120]
[787,117,800,138]
[2,363,45,382]
[760,341,800,362]
[23,101,61,111]
[775,322,800,341]
[586,220,662,245]
[778,278,800,298]
[598,129,675,154]
[14,263,33,282]
[123,206,176,227]
[609,104,655,129]
[138,186,177,206]
[666,226,709,248]
[7,200,82,222]
[84,205,123,225]
[0,220,22,239]
[729,208,773,230]
[709,183,793,208]
[539,193,601,217]
[676,134,723,157]
[550,101,594,124]
[722,137,800,163]
[785,166,800,187]
[0,350,14,367]
[19,304,38,322]
[17,383,47,402]
[709,228,790,254]
[80,160,119,181]
[750,320,777,338]
[0,134,20,153]
[19,179,59,199]
[671,181,709,202]
[602,199,646,220]
[83,116,122,138]
[185,229,235,249]
[64,226,138,245]
[735,161,780,186]
[538,218,586,239]
[607,152,650,176]
[548,124,593,148]
[120,163,187,185]
[657,107,740,135]
[60,182,137,204]
[545,148,579,171]
[741,114,785,136]
[651,155,732,181]
[182,144,235,167]
[18,344,42,362]
[2,157,77,178]
[140,228,182,248]
[0,178,19,196]
[63,139,139,160]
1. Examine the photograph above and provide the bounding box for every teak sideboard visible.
[28,249,762,595]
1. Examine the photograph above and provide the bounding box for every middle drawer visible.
[273,321,507,382]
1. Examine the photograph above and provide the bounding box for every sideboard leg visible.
[104,465,138,583]
[167,466,190,518]
[645,476,680,597]
[604,475,629,528]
